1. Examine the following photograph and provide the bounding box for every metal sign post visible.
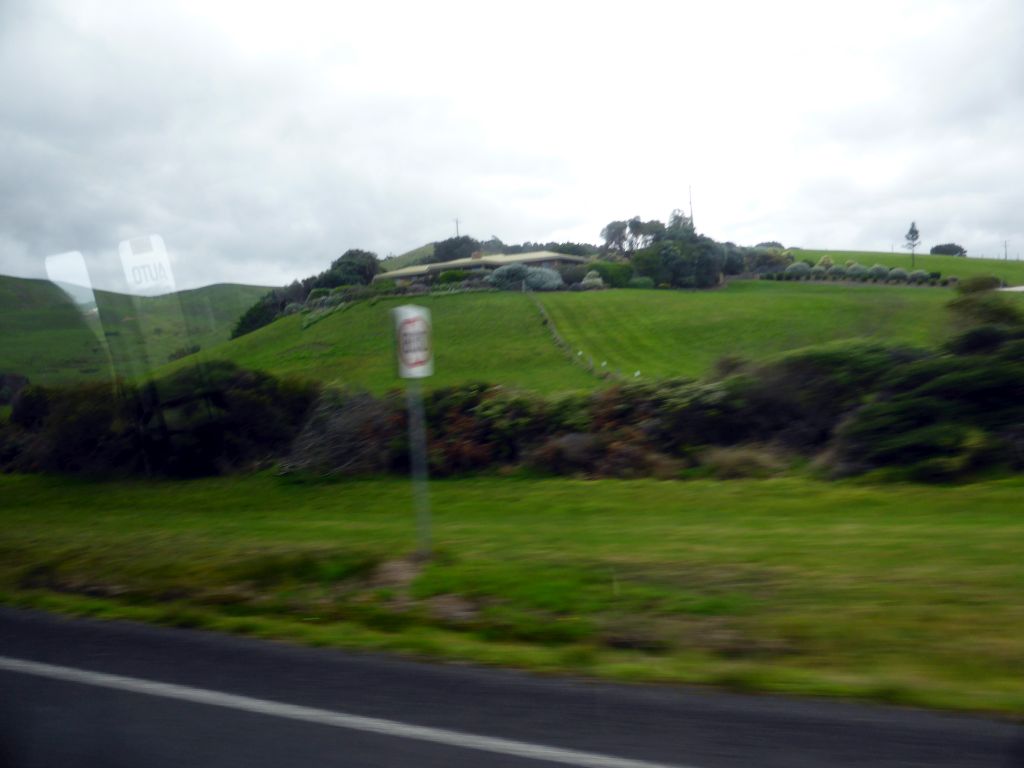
[393,305,433,560]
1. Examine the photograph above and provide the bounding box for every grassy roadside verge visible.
[2,473,1023,715]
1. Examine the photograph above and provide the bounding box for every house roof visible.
[375,251,586,281]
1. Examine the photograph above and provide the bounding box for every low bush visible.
[809,266,827,280]
[946,325,1014,355]
[438,270,467,284]
[628,276,655,289]
[888,267,909,283]
[526,433,604,475]
[580,270,605,289]
[846,264,867,280]
[524,266,564,291]
[590,261,634,288]
[908,269,929,284]
[958,275,1002,294]
[700,445,786,479]
[0,374,30,406]
[784,262,811,279]
[486,263,528,290]
[557,264,589,285]
[868,264,890,280]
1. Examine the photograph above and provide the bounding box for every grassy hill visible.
[0,276,109,385]
[792,249,1024,286]
[0,275,269,385]
[540,281,956,381]
[160,281,980,393]
[161,292,597,393]
[380,243,435,272]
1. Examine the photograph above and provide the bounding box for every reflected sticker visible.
[119,235,175,295]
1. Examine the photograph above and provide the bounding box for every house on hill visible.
[373,250,586,285]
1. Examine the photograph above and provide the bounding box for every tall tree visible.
[430,236,481,264]
[600,220,628,255]
[903,221,921,267]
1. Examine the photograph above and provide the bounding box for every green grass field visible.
[3,473,1023,713]
[160,292,598,393]
[540,282,954,380]
[0,276,109,385]
[381,243,435,272]
[0,275,269,385]
[794,249,1024,285]
[161,282,968,392]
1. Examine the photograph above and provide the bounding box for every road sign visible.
[392,304,433,558]
[393,305,433,378]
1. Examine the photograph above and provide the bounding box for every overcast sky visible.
[2,0,1023,290]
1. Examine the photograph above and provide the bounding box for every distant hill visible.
[791,249,1024,286]
[0,276,109,385]
[380,243,435,272]
[156,280,993,394]
[0,275,270,385]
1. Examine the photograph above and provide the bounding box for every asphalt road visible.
[0,607,1021,767]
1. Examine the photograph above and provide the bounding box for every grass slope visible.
[794,249,1024,285]
[540,282,955,381]
[163,292,597,394]
[381,243,435,272]
[94,283,270,379]
[0,275,269,385]
[3,473,1023,713]
[0,276,109,385]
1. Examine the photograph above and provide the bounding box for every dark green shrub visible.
[524,266,564,291]
[948,292,1024,326]
[486,263,528,290]
[557,264,589,285]
[590,261,633,288]
[306,287,330,303]
[627,276,655,289]
[946,325,1012,355]
[0,374,29,405]
[701,445,785,479]
[527,433,604,475]
[11,385,49,429]
[868,264,889,280]
[784,262,810,279]
[826,265,846,279]
[846,264,867,280]
[438,270,467,284]
[958,275,1002,294]
[888,267,909,283]
[930,243,967,257]
[908,269,929,284]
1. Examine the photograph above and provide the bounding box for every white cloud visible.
[1,0,1022,290]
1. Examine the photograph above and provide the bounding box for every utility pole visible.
[688,185,694,228]
[1005,240,1009,260]
[455,218,460,238]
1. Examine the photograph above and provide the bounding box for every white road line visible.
[0,655,696,768]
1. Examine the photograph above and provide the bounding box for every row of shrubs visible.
[4,329,1022,482]
[767,261,962,285]
[5,283,1021,480]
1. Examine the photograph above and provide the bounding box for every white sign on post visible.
[393,305,433,379]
